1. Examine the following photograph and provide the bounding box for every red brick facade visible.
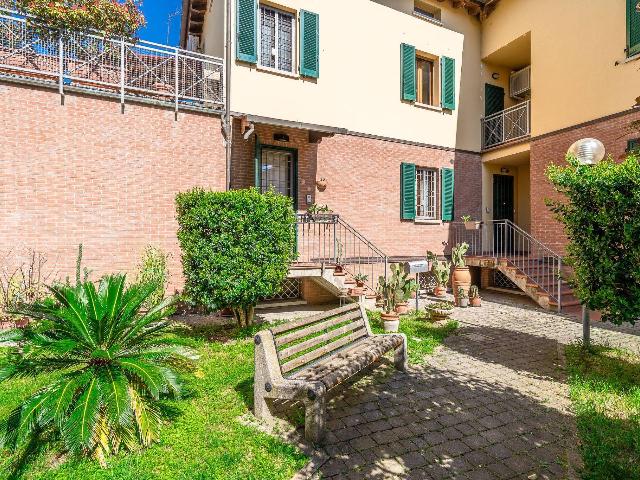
[232,119,482,258]
[0,82,226,290]
[530,108,640,253]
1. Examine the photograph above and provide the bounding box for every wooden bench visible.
[253,303,407,443]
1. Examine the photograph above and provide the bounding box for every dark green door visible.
[485,83,505,117]
[493,174,514,254]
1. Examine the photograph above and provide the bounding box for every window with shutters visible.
[416,53,440,106]
[628,0,640,57]
[416,168,438,220]
[259,5,295,73]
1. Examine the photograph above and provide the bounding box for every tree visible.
[546,154,640,325]
[175,188,297,327]
[0,275,197,474]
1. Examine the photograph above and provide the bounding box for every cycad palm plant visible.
[0,274,197,468]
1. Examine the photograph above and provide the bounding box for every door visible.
[259,148,297,208]
[493,174,514,255]
[485,83,505,116]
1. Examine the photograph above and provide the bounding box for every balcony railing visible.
[0,9,224,111]
[481,100,530,150]
[510,65,531,98]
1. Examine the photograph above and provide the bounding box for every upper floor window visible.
[401,43,455,110]
[413,1,442,24]
[259,5,295,73]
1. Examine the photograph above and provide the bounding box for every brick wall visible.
[300,279,338,305]
[0,82,226,290]
[530,108,640,253]
[232,120,482,258]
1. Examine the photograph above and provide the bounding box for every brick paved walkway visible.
[303,292,640,479]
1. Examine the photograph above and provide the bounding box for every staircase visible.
[451,220,576,311]
[291,213,388,299]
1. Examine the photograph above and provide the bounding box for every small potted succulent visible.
[457,287,469,308]
[378,274,400,332]
[426,301,454,322]
[461,215,482,231]
[349,273,368,296]
[469,285,482,307]
[427,251,451,297]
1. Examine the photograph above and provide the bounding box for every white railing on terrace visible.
[510,65,531,98]
[482,100,530,150]
[0,9,224,110]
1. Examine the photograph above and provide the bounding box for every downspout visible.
[224,0,233,191]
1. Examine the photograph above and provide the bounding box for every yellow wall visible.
[202,0,483,151]
[483,0,638,136]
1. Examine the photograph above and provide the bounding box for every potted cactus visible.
[334,239,345,275]
[349,273,368,297]
[457,287,469,308]
[469,285,482,307]
[390,264,417,315]
[378,273,400,332]
[451,243,470,304]
[427,251,451,297]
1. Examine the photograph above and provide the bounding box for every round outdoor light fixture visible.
[567,138,605,165]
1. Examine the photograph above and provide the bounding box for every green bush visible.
[175,188,296,326]
[136,246,169,309]
[546,154,640,325]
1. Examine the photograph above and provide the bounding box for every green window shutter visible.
[300,10,319,78]
[628,0,640,56]
[484,84,505,116]
[401,43,416,102]
[441,168,454,221]
[628,138,640,153]
[441,56,456,110]
[237,0,257,63]
[400,163,416,220]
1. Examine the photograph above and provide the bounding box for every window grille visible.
[416,168,438,219]
[259,5,295,73]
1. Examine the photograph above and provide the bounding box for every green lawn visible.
[0,325,307,480]
[565,344,640,480]
[368,309,458,364]
[0,310,456,479]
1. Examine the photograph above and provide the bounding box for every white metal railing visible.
[482,100,530,150]
[450,220,563,311]
[0,9,224,110]
[510,65,531,98]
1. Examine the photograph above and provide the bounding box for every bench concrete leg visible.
[304,394,326,444]
[394,338,408,372]
[254,389,275,425]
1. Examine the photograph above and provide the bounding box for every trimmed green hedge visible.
[176,188,296,326]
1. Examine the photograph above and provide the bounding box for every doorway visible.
[493,174,514,254]
[257,146,298,209]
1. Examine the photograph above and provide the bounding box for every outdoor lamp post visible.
[567,138,606,347]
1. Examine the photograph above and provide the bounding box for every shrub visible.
[136,246,169,310]
[546,154,640,325]
[0,275,197,474]
[176,188,296,327]
[14,0,146,38]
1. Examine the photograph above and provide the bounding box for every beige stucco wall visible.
[483,0,638,136]
[202,0,483,151]
[481,159,530,229]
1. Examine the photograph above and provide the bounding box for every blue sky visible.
[138,0,183,46]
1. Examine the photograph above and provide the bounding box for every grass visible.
[368,309,458,364]
[0,324,307,480]
[565,343,640,480]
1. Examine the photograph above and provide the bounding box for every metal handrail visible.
[294,213,388,293]
[0,8,224,110]
[450,219,563,311]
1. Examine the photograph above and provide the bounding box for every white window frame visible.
[258,4,296,74]
[416,168,438,220]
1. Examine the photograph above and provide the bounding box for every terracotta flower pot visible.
[381,312,400,333]
[410,291,417,299]
[349,287,364,297]
[434,286,446,297]
[470,297,482,307]
[452,267,471,284]
[356,281,365,288]
[464,221,482,231]
[316,179,327,191]
[333,265,345,276]
[14,318,29,328]
[395,302,409,315]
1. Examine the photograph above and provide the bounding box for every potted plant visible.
[457,287,469,308]
[349,273,368,297]
[461,215,482,231]
[378,274,400,332]
[427,251,451,297]
[426,301,454,322]
[307,203,332,221]
[390,264,417,315]
[469,285,482,307]
[451,243,470,304]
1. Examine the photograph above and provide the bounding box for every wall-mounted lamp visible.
[567,138,606,165]
[492,72,500,80]
[500,167,510,174]
[273,132,290,142]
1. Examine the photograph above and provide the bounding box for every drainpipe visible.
[224,0,233,190]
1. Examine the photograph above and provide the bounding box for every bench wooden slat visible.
[281,330,368,374]
[270,303,360,335]
[274,310,363,347]
[278,320,365,360]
